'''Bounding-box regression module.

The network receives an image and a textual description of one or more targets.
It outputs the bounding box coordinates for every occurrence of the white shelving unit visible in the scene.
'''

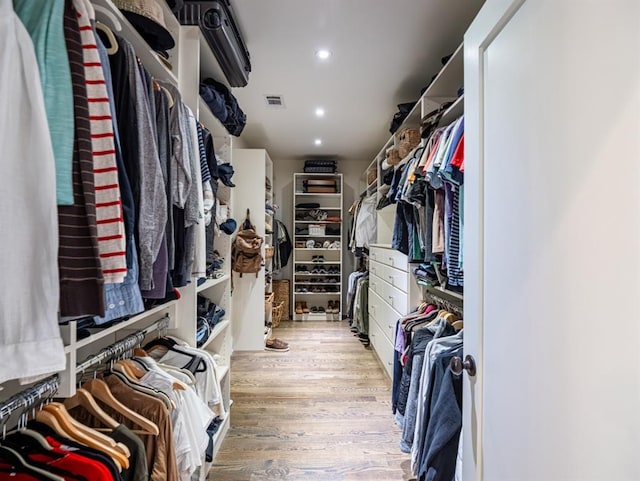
[231,149,274,350]
[292,174,343,321]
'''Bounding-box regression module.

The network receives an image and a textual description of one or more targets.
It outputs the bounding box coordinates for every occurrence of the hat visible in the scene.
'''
[113,0,175,51]
[220,218,237,235]
[218,163,235,187]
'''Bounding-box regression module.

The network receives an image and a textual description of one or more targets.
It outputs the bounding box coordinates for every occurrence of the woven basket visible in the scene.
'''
[273,280,290,320]
[385,147,401,166]
[271,301,284,328]
[397,127,421,158]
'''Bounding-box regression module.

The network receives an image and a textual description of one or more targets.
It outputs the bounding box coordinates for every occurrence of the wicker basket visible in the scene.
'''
[271,301,284,328]
[397,127,421,158]
[273,280,290,320]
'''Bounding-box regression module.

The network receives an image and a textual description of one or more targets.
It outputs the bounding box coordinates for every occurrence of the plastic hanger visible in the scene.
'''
[96,21,119,55]
[82,379,159,436]
[0,446,65,481]
[63,388,119,430]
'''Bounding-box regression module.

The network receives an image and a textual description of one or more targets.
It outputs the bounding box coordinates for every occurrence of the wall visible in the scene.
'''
[272,159,369,318]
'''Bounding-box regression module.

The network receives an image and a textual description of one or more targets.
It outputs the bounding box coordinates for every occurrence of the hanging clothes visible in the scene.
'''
[58,0,105,317]
[13,0,74,206]
[0,0,65,383]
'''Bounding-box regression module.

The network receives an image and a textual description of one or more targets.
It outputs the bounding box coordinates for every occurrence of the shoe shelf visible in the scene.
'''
[292,173,343,321]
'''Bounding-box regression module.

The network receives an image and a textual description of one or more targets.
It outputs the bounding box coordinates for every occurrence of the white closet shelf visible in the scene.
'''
[438,95,464,126]
[295,248,342,251]
[294,193,341,197]
[422,42,464,100]
[293,235,341,238]
[295,207,341,210]
[295,282,342,286]
[197,97,228,138]
[93,0,178,86]
[73,300,178,350]
[293,292,341,296]
[200,320,230,350]
[294,221,342,224]
[295,273,340,276]
[197,274,231,293]
[294,261,340,264]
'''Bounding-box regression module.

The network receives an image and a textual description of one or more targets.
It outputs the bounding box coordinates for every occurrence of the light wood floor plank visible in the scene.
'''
[207,320,415,481]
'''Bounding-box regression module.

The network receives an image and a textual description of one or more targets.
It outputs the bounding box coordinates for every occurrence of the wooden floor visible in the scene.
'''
[207,320,415,481]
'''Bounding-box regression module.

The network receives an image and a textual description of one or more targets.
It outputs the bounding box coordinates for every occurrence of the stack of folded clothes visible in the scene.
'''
[200,77,246,136]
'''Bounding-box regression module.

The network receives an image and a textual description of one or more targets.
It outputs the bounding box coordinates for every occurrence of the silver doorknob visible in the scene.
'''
[450,355,477,377]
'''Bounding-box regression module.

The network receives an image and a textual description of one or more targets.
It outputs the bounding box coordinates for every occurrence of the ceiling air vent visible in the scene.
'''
[264,94,285,108]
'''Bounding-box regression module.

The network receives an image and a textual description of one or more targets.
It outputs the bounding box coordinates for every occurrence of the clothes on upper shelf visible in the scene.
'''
[199,77,246,136]
[391,304,463,481]
[385,115,464,292]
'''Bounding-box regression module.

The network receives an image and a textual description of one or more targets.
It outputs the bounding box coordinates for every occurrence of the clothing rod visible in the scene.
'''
[0,375,59,421]
[75,314,170,374]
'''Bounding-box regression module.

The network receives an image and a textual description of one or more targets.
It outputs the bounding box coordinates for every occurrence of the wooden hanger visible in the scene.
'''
[82,379,159,436]
[63,388,119,430]
[452,320,464,331]
[36,404,128,470]
[95,21,118,55]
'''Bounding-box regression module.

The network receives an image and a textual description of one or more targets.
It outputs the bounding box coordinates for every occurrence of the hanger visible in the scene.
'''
[35,406,128,471]
[0,445,65,481]
[82,379,159,436]
[63,388,119,430]
[452,320,464,331]
[108,370,174,411]
[160,85,175,108]
[93,5,122,32]
[96,21,119,55]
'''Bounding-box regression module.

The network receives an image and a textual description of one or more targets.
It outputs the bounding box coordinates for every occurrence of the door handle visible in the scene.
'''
[450,355,477,377]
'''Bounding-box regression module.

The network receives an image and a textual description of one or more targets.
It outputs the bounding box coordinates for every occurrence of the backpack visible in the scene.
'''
[231,213,263,278]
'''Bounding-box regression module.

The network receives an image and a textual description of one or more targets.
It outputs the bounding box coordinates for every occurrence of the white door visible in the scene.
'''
[463,1,640,480]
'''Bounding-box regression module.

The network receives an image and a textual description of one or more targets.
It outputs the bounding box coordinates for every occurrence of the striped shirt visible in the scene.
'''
[73,0,127,283]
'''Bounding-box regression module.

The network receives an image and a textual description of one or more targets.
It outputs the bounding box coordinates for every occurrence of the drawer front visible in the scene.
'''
[369,319,395,380]
[370,260,408,293]
[370,273,408,314]
[370,246,408,270]
[368,289,400,344]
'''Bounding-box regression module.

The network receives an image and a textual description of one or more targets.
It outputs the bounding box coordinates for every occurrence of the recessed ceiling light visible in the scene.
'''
[314,138,322,146]
[315,108,325,117]
[316,49,331,60]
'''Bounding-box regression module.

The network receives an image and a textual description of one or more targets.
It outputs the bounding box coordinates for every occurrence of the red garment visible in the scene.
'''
[450,134,464,172]
[0,466,41,480]
[44,437,115,480]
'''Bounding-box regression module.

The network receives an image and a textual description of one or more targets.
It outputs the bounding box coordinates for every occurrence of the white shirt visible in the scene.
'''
[0,0,65,384]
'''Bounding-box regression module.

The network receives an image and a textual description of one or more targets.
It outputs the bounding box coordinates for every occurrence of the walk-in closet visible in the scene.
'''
[1,0,639,480]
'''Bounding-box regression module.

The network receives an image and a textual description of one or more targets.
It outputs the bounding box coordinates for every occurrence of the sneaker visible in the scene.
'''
[265,338,290,352]
[323,241,331,248]
[306,240,315,248]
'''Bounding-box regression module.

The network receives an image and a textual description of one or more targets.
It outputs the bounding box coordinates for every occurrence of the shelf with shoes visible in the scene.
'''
[292,173,343,321]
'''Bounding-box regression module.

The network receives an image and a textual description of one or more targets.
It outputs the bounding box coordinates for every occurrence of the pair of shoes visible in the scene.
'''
[322,241,331,248]
[312,255,324,263]
[326,267,340,274]
[295,302,303,314]
[327,301,339,314]
[296,286,309,293]
[265,338,290,352]
[328,241,341,249]
[295,265,308,273]
[309,306,326,313]
[306,240,315,248]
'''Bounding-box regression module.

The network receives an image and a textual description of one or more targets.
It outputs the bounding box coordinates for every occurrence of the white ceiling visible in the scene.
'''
[229,0,484,162]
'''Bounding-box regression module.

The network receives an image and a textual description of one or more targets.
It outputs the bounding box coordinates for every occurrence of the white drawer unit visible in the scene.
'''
[369,245,408,270]
[369,314,395,380]
[370,274,407,314]
[367,245,420,381]
[368,289,401,344]
[369,260,408,293]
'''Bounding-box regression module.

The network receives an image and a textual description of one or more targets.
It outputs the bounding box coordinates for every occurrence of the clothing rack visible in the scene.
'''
[423,287,463,317]
[75,314,170,375]
[0,375,59,426]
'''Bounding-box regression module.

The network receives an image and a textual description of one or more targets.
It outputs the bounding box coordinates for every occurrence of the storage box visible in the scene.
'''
[309,224,326,236]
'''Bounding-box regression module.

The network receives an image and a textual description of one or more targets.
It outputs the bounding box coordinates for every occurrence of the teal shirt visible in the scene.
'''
[14,0,74,205]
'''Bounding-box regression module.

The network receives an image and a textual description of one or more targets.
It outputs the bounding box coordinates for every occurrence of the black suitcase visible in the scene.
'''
[177,1,251,87]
